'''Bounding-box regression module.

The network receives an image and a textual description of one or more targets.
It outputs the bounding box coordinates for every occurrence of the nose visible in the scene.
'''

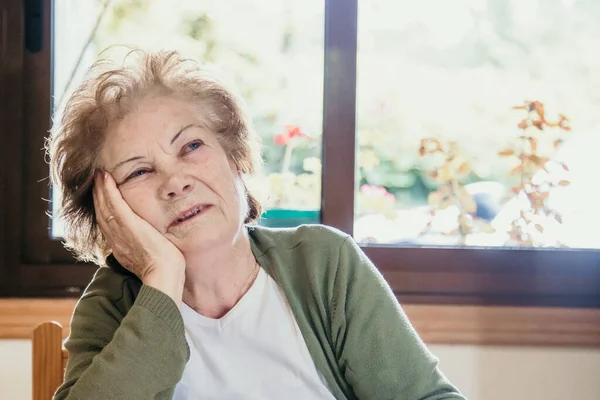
[159,170,195,200]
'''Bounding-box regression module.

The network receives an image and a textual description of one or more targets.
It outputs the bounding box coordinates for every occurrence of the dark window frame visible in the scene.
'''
[2,0,599,306]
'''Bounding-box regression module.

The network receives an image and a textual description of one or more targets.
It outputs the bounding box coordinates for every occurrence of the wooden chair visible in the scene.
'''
[32,322,68,400]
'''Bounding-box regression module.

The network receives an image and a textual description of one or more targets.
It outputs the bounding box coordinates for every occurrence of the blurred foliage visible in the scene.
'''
[104,0,148,34]
[499,100,572,246]
[182,13,217,62]
[417,138,494,241]
[356,0,600,211]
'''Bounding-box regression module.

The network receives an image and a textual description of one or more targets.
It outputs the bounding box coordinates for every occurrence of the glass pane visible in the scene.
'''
[355,0,600,248]
[51,0,324,237]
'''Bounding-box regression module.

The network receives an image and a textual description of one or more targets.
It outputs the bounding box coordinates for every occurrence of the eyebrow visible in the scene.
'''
[111,124,197,172]
[170,123,195,145]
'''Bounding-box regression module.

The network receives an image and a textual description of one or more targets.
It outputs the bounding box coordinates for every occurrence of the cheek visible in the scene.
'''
[189,152,236,192]
[194,161,241,211]
[120,185,159,221]
[216,163,241,202]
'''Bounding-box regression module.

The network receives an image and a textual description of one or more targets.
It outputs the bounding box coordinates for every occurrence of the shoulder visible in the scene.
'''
[248,223,351,256]
[248,224,365,286]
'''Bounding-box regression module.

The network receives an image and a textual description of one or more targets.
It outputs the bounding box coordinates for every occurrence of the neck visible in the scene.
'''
[181,227,257,319]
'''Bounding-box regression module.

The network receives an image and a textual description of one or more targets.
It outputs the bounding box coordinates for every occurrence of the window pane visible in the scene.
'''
[355,0,600,248]
[51,0,324,237]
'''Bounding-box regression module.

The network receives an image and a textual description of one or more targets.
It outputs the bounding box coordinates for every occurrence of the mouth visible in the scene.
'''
[169,204,212,228]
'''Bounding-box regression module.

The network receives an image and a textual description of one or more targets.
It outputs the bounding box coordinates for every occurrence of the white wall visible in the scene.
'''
[2,340,600,400]
[431,345,600,400]
[2,340,33,400]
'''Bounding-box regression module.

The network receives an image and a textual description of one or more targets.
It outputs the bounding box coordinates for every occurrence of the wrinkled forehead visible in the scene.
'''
[98,95,217,166]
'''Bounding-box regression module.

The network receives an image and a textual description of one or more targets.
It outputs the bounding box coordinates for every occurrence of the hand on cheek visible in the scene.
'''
[93,171,186,305]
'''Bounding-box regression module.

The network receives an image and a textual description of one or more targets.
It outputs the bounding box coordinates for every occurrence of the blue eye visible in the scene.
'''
[185,140,203,153]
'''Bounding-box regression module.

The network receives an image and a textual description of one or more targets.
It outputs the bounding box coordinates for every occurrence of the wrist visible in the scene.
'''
[143,267,185,307]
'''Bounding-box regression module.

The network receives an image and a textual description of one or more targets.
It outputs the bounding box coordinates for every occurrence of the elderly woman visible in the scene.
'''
[48,49,465,400]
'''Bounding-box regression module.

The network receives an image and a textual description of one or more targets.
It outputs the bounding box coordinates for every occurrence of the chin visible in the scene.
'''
[173,228,224,251]
[172,223,242,254]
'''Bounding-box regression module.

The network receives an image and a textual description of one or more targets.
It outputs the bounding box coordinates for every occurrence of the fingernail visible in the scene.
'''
[103,171,108,180]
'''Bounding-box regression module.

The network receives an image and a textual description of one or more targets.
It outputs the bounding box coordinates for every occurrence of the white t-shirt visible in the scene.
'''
[173,268,337,400]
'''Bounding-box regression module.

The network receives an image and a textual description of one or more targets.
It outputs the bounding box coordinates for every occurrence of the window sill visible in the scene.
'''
[0,299,76,339]
[1,298,598,347]
[404,303,600,347]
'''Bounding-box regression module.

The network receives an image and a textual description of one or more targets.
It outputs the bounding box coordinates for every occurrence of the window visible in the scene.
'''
[355,0,600,249]
[2,0,599,307]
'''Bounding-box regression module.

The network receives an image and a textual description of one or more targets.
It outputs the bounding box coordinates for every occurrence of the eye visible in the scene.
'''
[183,140,203,154]
[127,169,151,180]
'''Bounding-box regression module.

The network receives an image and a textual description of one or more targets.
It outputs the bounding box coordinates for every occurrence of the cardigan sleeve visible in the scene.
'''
[54,283,189,400]
[330,236,467,400]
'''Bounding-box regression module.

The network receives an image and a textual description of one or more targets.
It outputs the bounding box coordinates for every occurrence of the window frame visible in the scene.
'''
[1,0,599,307]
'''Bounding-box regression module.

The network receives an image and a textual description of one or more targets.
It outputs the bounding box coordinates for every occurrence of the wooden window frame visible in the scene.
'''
[1,0,98,298]
[1,0,599,309]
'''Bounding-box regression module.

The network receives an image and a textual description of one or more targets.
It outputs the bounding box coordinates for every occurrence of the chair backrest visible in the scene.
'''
[32,322,68,400]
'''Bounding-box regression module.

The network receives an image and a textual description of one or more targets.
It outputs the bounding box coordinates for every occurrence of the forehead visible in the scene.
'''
[100,96,208,162]
[110,96,198,140]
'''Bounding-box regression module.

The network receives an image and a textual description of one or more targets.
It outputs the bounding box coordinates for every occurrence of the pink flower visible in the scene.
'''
[275,133,289,146]
[361,184,385,196]
[359,184,396,213]
[361,185,395,202]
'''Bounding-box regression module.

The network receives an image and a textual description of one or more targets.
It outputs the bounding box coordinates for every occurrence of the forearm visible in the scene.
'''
[54,286,189,400]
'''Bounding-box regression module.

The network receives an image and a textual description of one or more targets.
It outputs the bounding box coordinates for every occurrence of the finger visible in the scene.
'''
[102,171,133,225]
[93,172,112,235]
[93,171,110,223]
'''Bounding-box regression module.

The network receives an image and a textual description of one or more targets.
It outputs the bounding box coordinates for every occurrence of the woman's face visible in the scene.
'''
[99,95,248,253]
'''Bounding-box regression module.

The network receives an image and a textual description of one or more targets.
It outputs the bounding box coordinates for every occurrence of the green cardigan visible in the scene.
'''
[54,225,466,400]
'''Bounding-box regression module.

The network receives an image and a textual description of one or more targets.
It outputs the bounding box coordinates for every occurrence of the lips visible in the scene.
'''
[169,204,211,227]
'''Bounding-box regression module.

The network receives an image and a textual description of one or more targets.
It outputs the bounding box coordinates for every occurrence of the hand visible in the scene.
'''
[93,171,186,304]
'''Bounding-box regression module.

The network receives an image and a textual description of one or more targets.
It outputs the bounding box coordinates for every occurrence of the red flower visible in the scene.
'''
[285,125,305,138]
[274,125,307,146]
